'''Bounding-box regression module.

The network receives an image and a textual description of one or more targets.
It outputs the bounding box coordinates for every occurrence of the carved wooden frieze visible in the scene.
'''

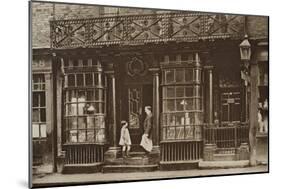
[50,12,245,49]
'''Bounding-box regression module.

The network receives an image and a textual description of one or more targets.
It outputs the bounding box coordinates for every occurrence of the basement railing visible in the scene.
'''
[203,122,249,154]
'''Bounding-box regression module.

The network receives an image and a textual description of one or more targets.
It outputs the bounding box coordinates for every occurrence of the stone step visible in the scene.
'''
[62,163,103,174]
[102,164,158,173]
[109,155,149,166]
[213,153,236,161]
[199,160,249,169]
[124,156,149,165]
[159,160,200,171]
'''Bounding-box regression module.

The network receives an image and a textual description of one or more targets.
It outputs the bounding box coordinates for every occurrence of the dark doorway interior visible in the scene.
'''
[121,84,153,151]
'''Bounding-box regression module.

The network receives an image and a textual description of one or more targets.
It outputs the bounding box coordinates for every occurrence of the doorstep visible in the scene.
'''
[199,160,249,169]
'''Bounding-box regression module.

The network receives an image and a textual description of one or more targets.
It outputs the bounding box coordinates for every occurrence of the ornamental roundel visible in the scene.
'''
[126,57,148,77]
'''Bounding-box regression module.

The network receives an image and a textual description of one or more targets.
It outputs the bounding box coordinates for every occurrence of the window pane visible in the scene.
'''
[78,131,86,142]
[232,104,240,121]
[167,127,175,139]
[73,59,78,67]
[162,114,167,126]
[183,99,193,110]
[176,127,184,139]
[176,87,184,97]
[165,70,174,83]
[188,54,194,62]
[185,125,193,139]
[40,124,47,138]
[169,54,176,62]
[96,129,105,142]
[166,100,175,111]
[40,92,45,107]
[95,115,105,128]
[78,92,86,115]
[87,117,95,128]
[33,84,39,91]
[185,68,193,82]
[69,130,78,142]
[101,75,106,86]
[41,83,45,90]
[166,87,175,98]
[77,74,84,86]
[194,113,203,124]
[85,73,93,86]
[32,124,40,138]
[67,103,77,115]
[87,130,95,142]
[222,105,229,121]
[68,74,75,86]
[188,112,203,124]
[167,114,176,126]
[185,87,193,97]
[184,112,191,125]
[33,93,39,107]
[78,117,86,129]
[85,103,96,114]
[68,90,77,103]
[94,73,99,86]
[176,100,184,111]
[86,90,94,101]
[194,98,202,110]
[94,89,99,101]
[32,109,40,122]
[100,116,105,128]
[175,114,184,125]
[175,69,185,82]
[194,126,202,140]
[40,108,46,122]
[69,117,78,129]
[162,128,166,140]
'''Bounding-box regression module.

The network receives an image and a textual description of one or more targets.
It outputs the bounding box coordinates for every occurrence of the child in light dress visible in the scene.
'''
[119,120,131,158]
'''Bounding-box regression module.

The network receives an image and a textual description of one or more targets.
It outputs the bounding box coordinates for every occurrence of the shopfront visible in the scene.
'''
[32,11,269,173]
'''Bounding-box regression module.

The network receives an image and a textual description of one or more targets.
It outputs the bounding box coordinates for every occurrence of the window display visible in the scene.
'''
[63,60,107,143]
[161,62,203,141]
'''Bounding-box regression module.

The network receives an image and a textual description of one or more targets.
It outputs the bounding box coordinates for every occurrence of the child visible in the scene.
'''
[119,120,131,158]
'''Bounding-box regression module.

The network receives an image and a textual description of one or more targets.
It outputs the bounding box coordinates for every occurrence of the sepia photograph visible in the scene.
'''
[29,0,269,188]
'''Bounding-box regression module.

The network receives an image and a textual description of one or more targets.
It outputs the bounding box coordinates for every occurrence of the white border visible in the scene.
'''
[0,0,279,189]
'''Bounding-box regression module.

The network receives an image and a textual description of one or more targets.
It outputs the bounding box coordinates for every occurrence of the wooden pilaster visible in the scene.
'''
[104,66,120,163]
[249,60,258,166]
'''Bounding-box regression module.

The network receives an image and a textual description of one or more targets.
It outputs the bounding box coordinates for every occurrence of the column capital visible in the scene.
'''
[149,68,160,75]
[104,70,115,77]
[204,65,214,70]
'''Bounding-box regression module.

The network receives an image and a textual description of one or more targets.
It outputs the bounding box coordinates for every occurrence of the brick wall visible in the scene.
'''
[32,2,101,48]
[247,16,268,39]
[32,2,268,49]
[32,2,54,48]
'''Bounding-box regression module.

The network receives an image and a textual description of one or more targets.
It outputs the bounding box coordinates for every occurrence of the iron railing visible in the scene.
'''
[204,122,249,151]
[50,12,245,49]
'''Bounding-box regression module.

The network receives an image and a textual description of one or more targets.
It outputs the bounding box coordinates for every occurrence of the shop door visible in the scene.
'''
[121,84,153,151]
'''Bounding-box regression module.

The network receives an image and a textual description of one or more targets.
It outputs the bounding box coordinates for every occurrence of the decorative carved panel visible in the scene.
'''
[50,12,245,49]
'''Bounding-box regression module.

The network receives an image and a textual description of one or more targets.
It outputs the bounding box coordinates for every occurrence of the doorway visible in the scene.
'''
[121,84,153,151]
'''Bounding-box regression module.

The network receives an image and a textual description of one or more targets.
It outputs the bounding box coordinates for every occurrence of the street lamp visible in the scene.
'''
[239,35,251,73]
[239,34,258,166]
[240,35,252,121]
